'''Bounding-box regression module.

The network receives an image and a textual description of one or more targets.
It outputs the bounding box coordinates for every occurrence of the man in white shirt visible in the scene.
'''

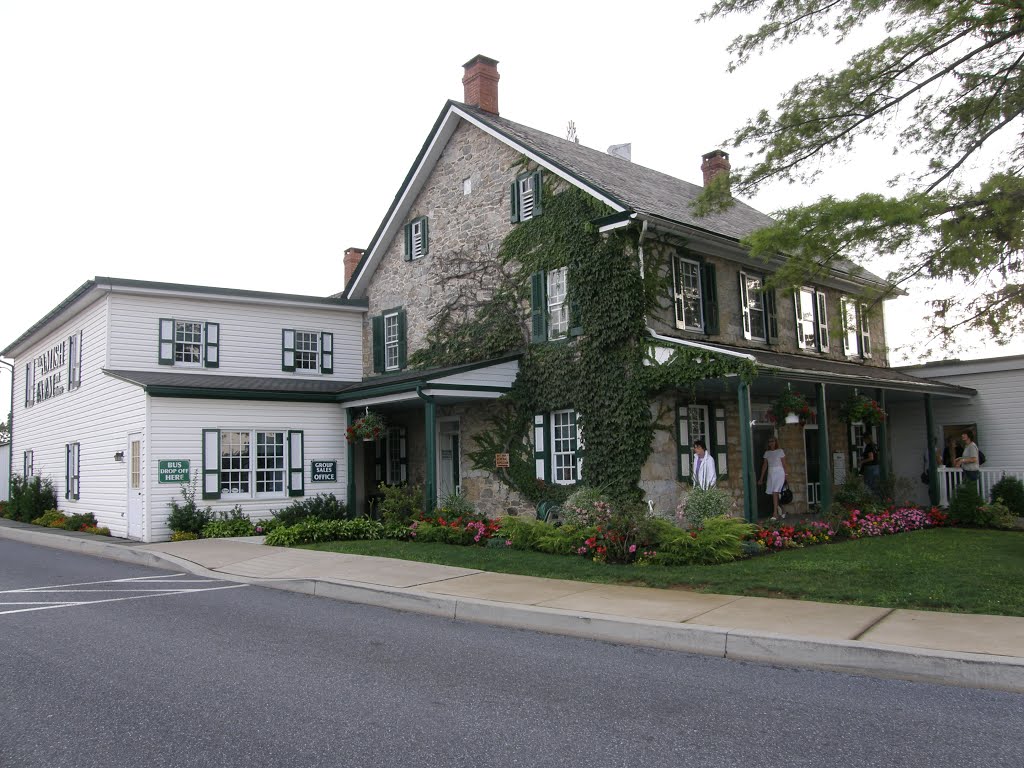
[693,440,718,490]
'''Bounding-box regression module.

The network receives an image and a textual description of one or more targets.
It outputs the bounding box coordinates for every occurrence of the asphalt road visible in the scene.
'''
[1,538,1021,768]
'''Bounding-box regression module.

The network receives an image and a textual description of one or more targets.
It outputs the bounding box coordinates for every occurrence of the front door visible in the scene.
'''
[438,420,461,501]
[751,425,775,519]
[126,433,144,540]
[804,426,821,509]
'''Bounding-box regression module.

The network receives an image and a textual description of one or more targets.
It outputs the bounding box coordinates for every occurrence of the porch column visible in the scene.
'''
[346,407,357,512]
[924,394,940,505]
[876,388,889,485]
[423,397,437,513]
[738,382,756,522]
[816,383,832,513]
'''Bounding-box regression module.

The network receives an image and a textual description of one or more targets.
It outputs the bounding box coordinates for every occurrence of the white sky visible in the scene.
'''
[2,0,1020,414]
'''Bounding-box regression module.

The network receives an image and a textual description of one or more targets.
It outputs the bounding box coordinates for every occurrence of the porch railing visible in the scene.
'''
[936,467,1024,507]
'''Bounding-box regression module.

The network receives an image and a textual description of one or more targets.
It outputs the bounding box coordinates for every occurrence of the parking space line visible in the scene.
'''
[0,582,248,615]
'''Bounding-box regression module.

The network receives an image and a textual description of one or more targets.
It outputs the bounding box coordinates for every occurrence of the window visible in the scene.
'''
[671,256,719,334]
[511,170,543,223]
[65,442,80,500]
[202,428,302,500]
[159,319,220,368]
[282,329,333,373]
[372,309,407,373]
[530,269,578,342]
[739,272,779,343]
[403,216,429,260]
[463,177,472,195]
[677,403,728,482]
[841,298,872,358]
[533,410,583,485]
[24,450,34,477]
[794,287,829,352]
[374,426,408,485]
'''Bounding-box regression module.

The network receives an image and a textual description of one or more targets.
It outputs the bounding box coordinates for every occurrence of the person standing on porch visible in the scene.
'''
[955,430,981,488]
[692,440,717,490]
[759,436,788,518]
[859,434,880,495]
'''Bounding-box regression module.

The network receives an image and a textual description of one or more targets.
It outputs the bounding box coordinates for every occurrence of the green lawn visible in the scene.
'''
[304,528,1024,616]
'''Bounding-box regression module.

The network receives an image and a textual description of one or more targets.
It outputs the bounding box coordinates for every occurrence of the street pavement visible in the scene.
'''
[1,518,1022,694]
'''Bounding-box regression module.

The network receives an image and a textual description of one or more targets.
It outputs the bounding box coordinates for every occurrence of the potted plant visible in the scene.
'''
[346,410,386,442]
[768,386,812,425]
[838,393,886,425]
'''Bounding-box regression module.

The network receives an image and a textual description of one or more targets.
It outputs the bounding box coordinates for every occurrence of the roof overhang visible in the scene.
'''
[103,370,351,403]
[339,355,520,408]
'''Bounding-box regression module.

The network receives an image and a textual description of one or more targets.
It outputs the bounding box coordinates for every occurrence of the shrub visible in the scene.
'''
[679,487,732,529]
[827,475,885,523]
[7,475,59,523]
[272,494,348,527]
[253,518,284,536]
[48,516,68,528]
[655,515,754,566]
[575,500,658,564]
[32,509,65,527]
[264,517,384,547]
[436,490,477,520]
[561,486,611,527]
[62,512,98,531]
[167,481,214,535]
[990,476,1024,517]
[947,482,1000,527]
[82,526,111,537]
[496,515,547,551]
[201,518,256,538]
[376,483,423,526]
[170,531,200,542]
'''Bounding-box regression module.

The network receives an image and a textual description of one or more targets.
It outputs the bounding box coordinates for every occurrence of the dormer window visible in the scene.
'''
[511,170,543,223]
[403,216,429,261]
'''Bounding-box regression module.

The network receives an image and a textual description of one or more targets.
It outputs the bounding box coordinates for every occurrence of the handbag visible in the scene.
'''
[779,482,793,505]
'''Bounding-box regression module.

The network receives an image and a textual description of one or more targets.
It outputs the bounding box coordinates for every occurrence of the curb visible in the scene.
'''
[4,524,1023,694]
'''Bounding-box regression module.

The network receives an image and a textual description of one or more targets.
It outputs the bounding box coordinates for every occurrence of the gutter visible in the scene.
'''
[646,329,757,362]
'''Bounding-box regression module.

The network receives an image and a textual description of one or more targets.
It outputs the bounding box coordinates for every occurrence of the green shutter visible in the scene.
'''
[398,426,408,483]
[204,322,219,368]
[65,443,72,500]
[320,332,333,374]
[159,318,175,365]
[372,315,384,373]
[282,329,296,371]
[403,222,412,261]
[375,436,386,484]
[714,407,728,480]
[765,288,779,343]
[533,413,550,482]
[420,217,429,256]
[702,263,719,334]
[288,430,304,497]
[202,429,221,500]
[677,405,692,483]
[530,271,547,343]
[531,171,543,217]
[510,181,520,223]
[397,310,407,369]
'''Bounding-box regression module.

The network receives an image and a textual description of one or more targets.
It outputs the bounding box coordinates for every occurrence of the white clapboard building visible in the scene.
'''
[2,278,366,541]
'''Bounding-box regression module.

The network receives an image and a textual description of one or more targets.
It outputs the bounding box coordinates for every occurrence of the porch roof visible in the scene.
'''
[647,334,976,402]
[103,370,349,402]
[337,355,521,409]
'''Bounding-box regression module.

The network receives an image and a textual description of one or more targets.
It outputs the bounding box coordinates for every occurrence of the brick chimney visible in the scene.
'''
[343,247,365,288]
[462,55,499,115]
[701,149,730,187]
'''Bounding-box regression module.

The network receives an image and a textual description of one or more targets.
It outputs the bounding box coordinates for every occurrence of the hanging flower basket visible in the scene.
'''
[346,410,386,442]
[838,393,886,426]
[767,388,812,426]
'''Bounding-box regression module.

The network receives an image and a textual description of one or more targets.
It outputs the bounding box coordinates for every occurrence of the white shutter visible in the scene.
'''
[677,406,692,479]
[534,414,547,481]
[288,431,304,496]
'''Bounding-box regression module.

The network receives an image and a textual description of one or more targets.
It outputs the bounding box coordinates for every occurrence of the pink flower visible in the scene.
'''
[629,544,637,553]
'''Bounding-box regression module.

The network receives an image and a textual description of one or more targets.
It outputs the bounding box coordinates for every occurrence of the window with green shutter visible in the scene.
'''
[511,170,543,223]
[677,403,728,482]
[372,309,407,372]
[403,217,429,261]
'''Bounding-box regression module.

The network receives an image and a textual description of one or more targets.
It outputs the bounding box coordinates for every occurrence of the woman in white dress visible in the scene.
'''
[759,436,788,518]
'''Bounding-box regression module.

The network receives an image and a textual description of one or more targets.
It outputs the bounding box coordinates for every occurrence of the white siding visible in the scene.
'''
[10,298,147,537]
[891,364,1024,505]
[147,398,348,542]
[431,360,519,388]
[0,444,9,502]
[107,293,363,381]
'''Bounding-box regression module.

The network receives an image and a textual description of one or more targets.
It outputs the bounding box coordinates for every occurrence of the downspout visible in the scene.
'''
[416,384,437,514]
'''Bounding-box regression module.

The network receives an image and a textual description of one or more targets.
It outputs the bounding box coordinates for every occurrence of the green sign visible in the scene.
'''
[311,460,337,482]
[158,460,191,484]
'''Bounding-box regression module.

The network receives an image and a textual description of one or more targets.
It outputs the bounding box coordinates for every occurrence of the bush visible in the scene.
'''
[827,475,885,523]
[170,531,199,542]
[679,487,732,529]
[272,494,348,527]
[32,509,65,527]
[990,476,1024,517]
[6,475,59,523]
[946,483,1014,528]
[82,526,111,537]
[167,481,214,535]
[264,517,384,547]
[62,512,98,531]
[655,515,754,566]
[376,483,423,526]
[496,515,547,551]
[436,490,477,519]
[561,486,611,527]
[201,518,256,538]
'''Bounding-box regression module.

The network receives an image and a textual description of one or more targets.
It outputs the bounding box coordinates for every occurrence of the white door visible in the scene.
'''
[127,433,144,540]
[437,420,460,500]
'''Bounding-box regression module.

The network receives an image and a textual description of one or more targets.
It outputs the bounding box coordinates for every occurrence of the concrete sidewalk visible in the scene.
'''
[2,518,1023,693]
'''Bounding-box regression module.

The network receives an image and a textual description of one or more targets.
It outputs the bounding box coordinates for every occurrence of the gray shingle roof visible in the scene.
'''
[104,370,356,398]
